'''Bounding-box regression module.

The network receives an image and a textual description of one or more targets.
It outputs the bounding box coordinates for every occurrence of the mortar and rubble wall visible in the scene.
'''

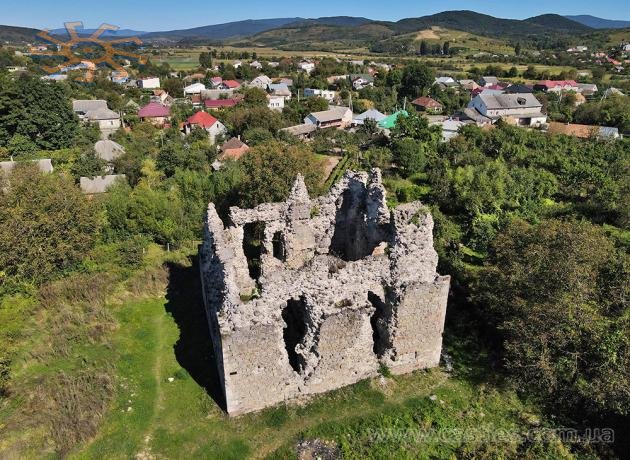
[199,169,450,416]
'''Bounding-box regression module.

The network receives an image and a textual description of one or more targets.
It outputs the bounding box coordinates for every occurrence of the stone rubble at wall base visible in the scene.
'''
[199,169,450,416]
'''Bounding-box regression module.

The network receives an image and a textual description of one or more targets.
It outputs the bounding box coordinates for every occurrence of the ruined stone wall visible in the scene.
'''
[199,169,450,416]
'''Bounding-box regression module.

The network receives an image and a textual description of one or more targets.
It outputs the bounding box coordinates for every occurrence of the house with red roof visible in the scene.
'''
[534,80,579,93]
[218,79,241,90]
[183,111,227,143]
[138,102,170,126]
[411,96,443,114]
[204,98,241,109]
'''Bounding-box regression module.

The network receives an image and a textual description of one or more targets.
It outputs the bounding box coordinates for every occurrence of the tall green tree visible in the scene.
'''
[399,61,435,100]
[0,74,78,150]
[0,165,100,283]
[237,140,326,207]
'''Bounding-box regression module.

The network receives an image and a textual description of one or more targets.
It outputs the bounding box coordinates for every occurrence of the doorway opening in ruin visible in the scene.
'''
[369,291,390,358]
[272,231,286,261]
[242,222,265,282]
[282,297,309,373]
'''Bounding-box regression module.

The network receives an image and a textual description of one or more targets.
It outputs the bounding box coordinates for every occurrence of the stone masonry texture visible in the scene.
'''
[199,169,450,416]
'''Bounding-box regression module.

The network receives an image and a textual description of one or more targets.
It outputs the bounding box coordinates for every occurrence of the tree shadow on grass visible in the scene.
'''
[164,256,226,411]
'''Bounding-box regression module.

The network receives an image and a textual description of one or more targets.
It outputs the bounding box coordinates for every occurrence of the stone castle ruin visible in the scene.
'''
[199,169,450,416]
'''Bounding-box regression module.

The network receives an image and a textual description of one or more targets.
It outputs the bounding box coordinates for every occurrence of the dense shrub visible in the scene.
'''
[475,219,629,417]
[0,165,100,284]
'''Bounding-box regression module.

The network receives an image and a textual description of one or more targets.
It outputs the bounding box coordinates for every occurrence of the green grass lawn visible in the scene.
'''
[65,256,574,459]
[0,239,592,459]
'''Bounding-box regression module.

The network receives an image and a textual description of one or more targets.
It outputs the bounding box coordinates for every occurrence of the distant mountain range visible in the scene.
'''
[1,11,629,46]
[0,24,41,43]
[141,18,302,41]
[135,12,595,41]
[565,15,630,29]
[48,27,148,37]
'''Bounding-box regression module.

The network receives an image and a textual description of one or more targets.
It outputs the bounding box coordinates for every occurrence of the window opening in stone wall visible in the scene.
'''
[369,291,390,358]
[272,231,286,261]
[242,222,266,281]
[282,297,309,373]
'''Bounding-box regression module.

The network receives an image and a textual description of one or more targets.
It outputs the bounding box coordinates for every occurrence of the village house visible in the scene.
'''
[304,106,353,129]
[277,77,293,86]
[479,76,500,87]
[547,122,620,140]
[267,83,292,100]
[377,110,408,130]
[280,123,317,140]
[534,80,580,93]
[504,83,534,94]
[350,73,375,90]
[577,83,598,96]
[218,79,241,90]
[151,90,174,106]
[110,71,129,84]
[204,98,241,109]
[190,94,203,108]
[183,111,227,143]
[41,73,68,81]
[468,92,547,126]
[137,77,160,89]
[184,82,206,95]
[209,76,223,88]
[138,102,171,126]
[603,87,624,98]
[352,109,386,126]
[94,139,125,170]
[219,137,250,160]
[303,88,337,102]
[80,174,126,194]
[458,79,480,91]
[72,100,121,139]
[249,75,273,89]
[411,96,444,114]
[267,94,285,111]
[433,76,459,91]
[184,73,205,83]
[1,159,53,174]
[298,60,315,74]
[250,60,263,70]
[430,119,471,142]
[327,74,349,85]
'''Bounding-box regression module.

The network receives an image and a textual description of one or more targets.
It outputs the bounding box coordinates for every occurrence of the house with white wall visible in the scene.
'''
[72,100,121,139]
[304,106,353,129]
[298,61,315,74]
[468,92,546,126]
[267,95,285,111]
[137,77,160,89]
[303,88,337,102]
[184,111,227,143]
[184,82,206,95]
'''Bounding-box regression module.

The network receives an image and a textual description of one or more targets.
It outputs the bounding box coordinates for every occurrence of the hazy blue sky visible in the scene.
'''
[4,0,629,30]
